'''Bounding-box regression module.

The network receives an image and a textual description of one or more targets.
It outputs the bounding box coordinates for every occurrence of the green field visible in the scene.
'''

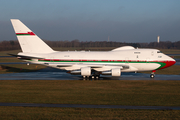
[0,80,180,119]
[0,80,180,106]
[0,63,46,74]
[0,50,21,56]
[0,107,179,120]
[160,49,180,54]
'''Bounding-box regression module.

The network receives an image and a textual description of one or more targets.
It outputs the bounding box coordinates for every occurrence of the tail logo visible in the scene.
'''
[16,32,35,36]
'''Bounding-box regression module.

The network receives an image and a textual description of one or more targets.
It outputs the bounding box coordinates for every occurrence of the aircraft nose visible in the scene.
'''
[158,57,176,70]
[170,56,176,64]
[164,58,176,69]
[169,59,176,66]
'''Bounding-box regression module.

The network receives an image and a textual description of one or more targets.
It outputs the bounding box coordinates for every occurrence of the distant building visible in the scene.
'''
[157,36,160,43]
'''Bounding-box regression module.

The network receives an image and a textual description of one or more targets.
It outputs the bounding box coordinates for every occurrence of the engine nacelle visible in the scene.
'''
[111,68,121,77]
[68,70,81,75]
[81,67,91,76]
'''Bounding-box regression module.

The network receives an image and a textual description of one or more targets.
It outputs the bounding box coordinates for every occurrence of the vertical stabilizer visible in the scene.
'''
[11,19,54,53]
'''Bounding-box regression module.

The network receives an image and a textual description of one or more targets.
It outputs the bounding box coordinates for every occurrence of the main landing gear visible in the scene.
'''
[150,70,156,78]
[83,75,100,80]
[92,75,100,80]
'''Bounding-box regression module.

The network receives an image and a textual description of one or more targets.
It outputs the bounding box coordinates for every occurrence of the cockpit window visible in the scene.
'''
[157,51,161,53]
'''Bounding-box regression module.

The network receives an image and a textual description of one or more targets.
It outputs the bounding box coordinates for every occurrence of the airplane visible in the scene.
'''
[10,19,176,79]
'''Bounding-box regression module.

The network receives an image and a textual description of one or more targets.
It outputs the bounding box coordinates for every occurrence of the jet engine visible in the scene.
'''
[111,68,121,76]
[81,67,91,76]
[101,68,121,77]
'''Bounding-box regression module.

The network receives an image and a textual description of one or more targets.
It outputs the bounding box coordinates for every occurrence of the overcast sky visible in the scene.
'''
[0,0,180,42]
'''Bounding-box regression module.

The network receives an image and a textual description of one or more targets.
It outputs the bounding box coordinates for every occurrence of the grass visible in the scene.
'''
[0,57,22,63]
[0,64,46,74]
[0,107,179,120]
[0,80,180,106]
[0,50,20,56]
[160,49,180,54]
[175,56,180,59]
[0,80,180,119]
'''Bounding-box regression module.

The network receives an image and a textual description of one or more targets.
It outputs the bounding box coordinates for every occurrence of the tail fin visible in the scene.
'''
[11,19,54,53]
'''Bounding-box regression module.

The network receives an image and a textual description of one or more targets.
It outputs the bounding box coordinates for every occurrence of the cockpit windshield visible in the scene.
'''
[157,51,162,53]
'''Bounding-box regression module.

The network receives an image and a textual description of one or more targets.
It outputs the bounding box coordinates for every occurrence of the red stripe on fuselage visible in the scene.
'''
[157,60,176,70]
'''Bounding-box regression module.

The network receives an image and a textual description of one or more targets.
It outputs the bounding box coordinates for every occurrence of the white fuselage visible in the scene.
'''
[18,47,176,73]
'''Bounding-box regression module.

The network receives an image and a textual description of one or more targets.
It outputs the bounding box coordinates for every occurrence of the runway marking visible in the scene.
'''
[0,103,180,110]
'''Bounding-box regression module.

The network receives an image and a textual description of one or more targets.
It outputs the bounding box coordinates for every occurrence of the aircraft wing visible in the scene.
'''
[81,63,129,69]
[56,63,129,71]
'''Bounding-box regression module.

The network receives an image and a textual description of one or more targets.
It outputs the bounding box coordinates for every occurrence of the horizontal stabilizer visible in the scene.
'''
[8,53,44,59]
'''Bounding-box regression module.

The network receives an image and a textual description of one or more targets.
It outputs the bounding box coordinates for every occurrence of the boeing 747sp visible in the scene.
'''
[10,19,176,79]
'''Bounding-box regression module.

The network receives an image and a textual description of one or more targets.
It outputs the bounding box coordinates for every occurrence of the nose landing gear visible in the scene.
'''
[150,70,156,78]
[150,74,155,78]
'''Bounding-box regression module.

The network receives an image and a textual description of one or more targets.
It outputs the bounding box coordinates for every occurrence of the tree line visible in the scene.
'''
[0,40,180,51]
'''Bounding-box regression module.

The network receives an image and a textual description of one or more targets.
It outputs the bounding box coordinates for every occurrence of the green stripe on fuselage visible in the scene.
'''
[155,62,166,70]
[37,60,166,69]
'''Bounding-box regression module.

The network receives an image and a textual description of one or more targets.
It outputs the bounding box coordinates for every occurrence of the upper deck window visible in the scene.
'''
[157,51,162,53]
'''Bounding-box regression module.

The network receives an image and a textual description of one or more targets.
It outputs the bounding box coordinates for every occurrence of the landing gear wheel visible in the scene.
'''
[83,76,86,80]
[83,76,91,80]
[91,75,99,80]
[150,74,155,78]
[95,75,99,80]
